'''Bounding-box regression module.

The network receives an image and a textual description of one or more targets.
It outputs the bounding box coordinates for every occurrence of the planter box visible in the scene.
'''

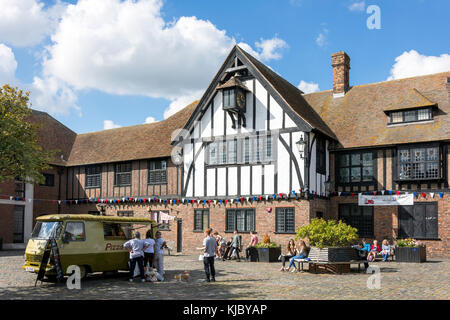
[255,247,281,262]
[395,246,426,263]
[308,247,358,262]
[0,238,2,251]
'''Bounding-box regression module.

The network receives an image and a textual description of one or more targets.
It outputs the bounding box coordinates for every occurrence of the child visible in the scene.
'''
[154,231,166,280]
[381,239,391,262]
[367,240,381,262]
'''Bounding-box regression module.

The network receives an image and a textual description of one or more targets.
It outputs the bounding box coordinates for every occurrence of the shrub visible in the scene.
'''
[255,242,279,248]
[262,233,271,244]
[295,218,358,248]
[396,238,423,247]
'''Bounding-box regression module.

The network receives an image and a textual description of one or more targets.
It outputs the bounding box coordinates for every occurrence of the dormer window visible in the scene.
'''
[388,107,433,124]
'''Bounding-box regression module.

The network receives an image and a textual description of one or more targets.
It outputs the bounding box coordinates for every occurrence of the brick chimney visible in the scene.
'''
[331,51,350,96]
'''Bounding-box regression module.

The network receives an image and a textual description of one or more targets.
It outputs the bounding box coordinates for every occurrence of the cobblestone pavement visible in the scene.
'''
[0,250,449,300]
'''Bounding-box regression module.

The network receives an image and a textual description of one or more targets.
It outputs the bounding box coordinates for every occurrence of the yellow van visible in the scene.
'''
[23,214,157,279]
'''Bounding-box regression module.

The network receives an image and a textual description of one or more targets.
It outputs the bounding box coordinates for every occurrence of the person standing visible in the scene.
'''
[230,230,241,262]
[154,231,166,280]
[143,230,156,275]
[199,228,218,282]
[245,231,259,261]
[123,231,148,282]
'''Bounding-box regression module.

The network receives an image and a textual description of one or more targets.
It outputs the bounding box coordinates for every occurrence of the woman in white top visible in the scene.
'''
[143,230,156,275]
[154,231,166,279]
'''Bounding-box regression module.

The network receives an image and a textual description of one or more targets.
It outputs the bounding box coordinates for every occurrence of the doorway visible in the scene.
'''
[177,219,182,252]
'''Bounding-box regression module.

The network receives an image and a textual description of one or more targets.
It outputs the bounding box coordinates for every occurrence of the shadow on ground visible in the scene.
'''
[0,268,261,300]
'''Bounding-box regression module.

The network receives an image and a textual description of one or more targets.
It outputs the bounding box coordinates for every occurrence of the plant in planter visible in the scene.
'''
[295,218,359,262]
[253,234,281,262]
[395,238,426,262]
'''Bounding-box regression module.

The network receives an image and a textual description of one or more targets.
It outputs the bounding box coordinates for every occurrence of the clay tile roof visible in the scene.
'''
[29,110,77,166]
[383,88,437,112]
[66,101,198,166]
[303,71,450,149]
[238,46,337,140]
[216,76,250,91]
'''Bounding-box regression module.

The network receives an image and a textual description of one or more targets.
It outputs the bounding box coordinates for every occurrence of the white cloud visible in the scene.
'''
[0,0,66,47]
[387,50,450,80]
[315,28,328,47]
[39,0,287,117]
[348,1,365,12]
[103,120,121,130]
[163,90,203,119]
[0,43,17,85]
[144,116,157,124]
[30,75,80,116]
[297,80,320,94]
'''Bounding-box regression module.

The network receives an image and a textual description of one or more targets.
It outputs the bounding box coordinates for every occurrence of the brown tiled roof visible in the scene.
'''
[29,110,77,166]
[238,46,337,140]
[303,71,450,150]
[216,76,250,91]
[66,101,198,166]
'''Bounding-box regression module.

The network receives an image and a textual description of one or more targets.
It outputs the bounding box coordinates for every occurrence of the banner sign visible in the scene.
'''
[160,212,176,221]
[50,238,64,283]
[358,193,414,206]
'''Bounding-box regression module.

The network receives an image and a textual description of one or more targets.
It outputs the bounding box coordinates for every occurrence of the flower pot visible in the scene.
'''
[308,247,358,262]
[395,246,426,263]
[255,247,281,262]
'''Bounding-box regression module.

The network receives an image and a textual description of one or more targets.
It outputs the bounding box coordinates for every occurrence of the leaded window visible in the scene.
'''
[337,152,374,184]
[226,209,255,232]
[114,162,132,186]
[339,204,373,238]
[398,146,440,180]
[85,165,101,188]
[148,160,167,185]
[389,108,433,124]
[316,136,326,174]
[276,207,295,233]
[194,209,210,231]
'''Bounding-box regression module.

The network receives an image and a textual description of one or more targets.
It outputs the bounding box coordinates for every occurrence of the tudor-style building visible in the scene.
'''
[1,45,448,257]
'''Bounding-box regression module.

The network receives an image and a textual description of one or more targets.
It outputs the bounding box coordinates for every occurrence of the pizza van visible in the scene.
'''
[23,214,157,279]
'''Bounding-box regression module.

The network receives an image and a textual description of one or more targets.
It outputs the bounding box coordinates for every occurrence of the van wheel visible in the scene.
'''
[79,265,88,279]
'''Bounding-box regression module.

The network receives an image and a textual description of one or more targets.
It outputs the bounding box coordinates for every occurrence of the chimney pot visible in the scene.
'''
[332,51,350,96]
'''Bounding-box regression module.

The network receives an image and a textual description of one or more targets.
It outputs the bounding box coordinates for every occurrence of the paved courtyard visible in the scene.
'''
[0,250,448,300]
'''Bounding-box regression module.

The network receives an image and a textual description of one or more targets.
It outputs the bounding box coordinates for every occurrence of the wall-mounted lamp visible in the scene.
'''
[295,135,307,159]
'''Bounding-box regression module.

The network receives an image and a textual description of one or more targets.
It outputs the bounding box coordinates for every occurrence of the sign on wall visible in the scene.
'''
[358,193,414,206]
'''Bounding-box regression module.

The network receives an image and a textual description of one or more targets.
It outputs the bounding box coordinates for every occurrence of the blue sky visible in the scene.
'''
[0,0,449,134]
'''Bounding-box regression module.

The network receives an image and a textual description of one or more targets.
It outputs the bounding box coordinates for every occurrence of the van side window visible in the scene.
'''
[65,222,85,241]
[103,223,126,239]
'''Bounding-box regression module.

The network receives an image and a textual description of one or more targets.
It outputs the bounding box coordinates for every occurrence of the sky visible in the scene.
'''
[0,0,449,134]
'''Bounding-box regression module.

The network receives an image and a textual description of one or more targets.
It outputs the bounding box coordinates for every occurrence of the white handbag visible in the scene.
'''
[198,254,204,261]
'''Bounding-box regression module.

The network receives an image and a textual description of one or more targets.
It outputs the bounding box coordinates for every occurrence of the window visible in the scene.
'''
[399,203,438,239]
[64,222,85,241]
[148,160,167,185]
[276,207,295,233]
[40,174,54,187]
[31,222,62,239]
[398,146,440,180]
[339,204,374,238]
[151,211,170,230]
[226,209,255,232]
[223,88,235,109]
[337,152,374,184]
[194,209,210,232]
[316,136,326,174]
[389,108,433,124]
[103,223,126,239]
[117,211,134,217]
[85,165,101,188]
[14,182,25,198]
[114,162,132,186]
[13,206,24,243]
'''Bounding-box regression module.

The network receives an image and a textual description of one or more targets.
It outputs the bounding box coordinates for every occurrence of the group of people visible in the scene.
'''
[279,239,310,272]
[354,239,392,262]
[123,230,166,282]
[198,229,259,282]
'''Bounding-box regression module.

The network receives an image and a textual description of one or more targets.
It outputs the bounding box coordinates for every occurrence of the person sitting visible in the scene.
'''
[367,240,381,262]
[287,240,309,272]
[280,239,296,272]
[352,242,369,269]
[380,239,391,262]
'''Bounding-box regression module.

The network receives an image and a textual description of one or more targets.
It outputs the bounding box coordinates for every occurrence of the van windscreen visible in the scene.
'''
[31,221,63,239]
